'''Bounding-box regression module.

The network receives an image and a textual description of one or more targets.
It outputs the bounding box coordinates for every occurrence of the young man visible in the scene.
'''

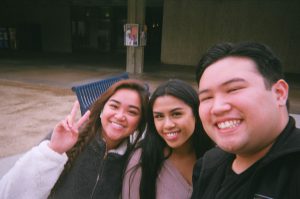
[192,42,300,199]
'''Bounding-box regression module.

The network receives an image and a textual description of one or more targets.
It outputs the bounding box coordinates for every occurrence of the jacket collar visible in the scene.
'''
[92,134,128,156]
[108,139,128,155]
[260,116,300,163]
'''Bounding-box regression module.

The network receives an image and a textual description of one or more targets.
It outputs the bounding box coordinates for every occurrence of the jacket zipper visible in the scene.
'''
[90,144,108,199]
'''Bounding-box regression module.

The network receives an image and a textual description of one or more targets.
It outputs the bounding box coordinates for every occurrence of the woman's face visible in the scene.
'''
[152,95,196,151]
[101,88,142,149]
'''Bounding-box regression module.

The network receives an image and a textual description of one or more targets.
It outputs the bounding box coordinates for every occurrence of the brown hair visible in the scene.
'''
[51,79,149,192]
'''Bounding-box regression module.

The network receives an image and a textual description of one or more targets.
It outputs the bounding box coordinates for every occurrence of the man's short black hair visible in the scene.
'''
[196,41,284,89]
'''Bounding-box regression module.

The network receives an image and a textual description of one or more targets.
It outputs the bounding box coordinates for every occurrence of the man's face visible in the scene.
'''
[198,56,287,156]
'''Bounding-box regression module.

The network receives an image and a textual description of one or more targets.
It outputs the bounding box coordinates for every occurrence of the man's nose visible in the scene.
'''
[211,97,231,115]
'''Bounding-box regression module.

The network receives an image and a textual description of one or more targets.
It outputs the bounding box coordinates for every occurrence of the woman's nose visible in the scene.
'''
[163,117,175,128]
[115,111,126,120]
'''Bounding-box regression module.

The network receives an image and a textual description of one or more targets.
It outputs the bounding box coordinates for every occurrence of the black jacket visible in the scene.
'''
[191,117,300,199]
[49,134,128,199]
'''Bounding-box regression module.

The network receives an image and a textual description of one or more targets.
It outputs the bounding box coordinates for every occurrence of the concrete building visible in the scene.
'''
[0,0,299,75]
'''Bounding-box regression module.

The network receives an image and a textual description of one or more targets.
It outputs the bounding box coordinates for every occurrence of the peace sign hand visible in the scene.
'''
[48,101,91,154]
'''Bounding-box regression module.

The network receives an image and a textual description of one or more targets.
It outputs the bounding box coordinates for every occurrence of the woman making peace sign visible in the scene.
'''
[0,79,149,199]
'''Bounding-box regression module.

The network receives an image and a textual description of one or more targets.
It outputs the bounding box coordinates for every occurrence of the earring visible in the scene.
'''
[100,111,103,118]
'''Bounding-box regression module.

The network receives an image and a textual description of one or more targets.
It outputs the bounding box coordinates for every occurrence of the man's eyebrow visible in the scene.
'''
[222,78,246,86]
[198,78,246,95]
[198,89,209,96]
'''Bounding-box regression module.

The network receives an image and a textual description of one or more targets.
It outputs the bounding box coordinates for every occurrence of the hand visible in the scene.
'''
[48,101,91,154]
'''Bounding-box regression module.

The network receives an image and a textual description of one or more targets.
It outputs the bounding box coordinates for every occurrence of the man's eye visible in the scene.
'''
[199,96,212,102]
[228,89,238,92]
[228,87,243,93]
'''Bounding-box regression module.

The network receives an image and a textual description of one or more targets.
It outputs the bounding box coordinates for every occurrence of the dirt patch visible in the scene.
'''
[0,80,76,157]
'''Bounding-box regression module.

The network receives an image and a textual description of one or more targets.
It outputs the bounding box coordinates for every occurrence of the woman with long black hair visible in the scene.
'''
[122,79,213,199]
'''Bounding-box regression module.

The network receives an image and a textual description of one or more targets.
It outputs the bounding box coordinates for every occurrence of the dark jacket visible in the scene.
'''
[49,134,128,199]
[191,117,300,199]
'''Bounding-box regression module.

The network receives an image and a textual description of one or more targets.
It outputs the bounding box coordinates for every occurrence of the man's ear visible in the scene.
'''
[272,79,289,106]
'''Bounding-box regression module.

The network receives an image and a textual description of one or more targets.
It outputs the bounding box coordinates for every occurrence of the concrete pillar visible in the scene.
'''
[126,0,145,74]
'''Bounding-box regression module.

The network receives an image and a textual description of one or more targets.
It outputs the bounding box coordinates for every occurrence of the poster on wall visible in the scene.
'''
[139,25,147,46]
[124,24,139,47]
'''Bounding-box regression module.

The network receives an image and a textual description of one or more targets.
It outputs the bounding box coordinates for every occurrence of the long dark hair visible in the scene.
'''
[128,79,213,199]
[51,79,149,194]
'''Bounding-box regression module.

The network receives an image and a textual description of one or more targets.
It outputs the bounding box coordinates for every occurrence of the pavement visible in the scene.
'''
[0,51,300,178]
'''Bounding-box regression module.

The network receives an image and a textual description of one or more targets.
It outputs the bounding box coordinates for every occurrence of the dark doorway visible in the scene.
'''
[17,23,42,51]
[71,6,127,53]
[144,6,163,64]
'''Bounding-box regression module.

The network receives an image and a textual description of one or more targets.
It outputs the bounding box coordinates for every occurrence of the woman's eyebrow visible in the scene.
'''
[108,99,120,104]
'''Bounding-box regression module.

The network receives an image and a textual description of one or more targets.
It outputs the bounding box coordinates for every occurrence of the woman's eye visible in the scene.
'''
[172,112,182,117]
[154,114,163,119]
[128,110,139,116]
[109,104,118,109]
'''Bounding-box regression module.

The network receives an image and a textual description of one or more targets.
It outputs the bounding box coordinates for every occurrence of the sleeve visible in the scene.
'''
[122,149,142,199]
[0,140,68,199]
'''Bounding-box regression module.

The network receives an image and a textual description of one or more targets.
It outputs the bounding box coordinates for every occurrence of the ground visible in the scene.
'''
[0,80,76,157]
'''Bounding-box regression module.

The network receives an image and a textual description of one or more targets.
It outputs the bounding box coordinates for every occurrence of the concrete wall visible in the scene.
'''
[161,0,300,74]
[0,3,72,52]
